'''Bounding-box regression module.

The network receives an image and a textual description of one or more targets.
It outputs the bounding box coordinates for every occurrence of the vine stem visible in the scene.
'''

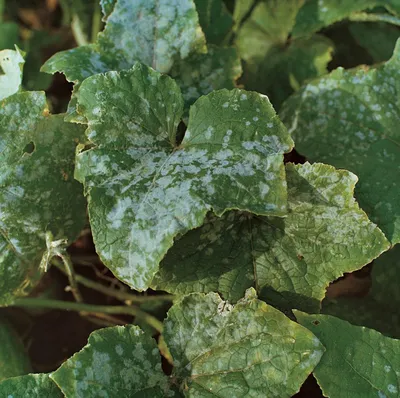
[349,12,400,26]
[91,0,102,42]
[52,259,174,304]
[56,252,83,303]
[13,298,164,333]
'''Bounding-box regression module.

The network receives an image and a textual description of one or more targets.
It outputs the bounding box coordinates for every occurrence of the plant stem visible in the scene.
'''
[14,298,164,333]
[71,15,89,46]
[349,12,400,27]
[91,0,102,42]
[57,252,83,303]
[52,260,174,304]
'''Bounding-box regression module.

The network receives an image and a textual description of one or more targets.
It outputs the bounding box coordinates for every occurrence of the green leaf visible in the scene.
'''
[0,92,86,304]
[295,311,400,398]
[234,0,333,109]
[280,39,400,244]
[0,48,24,101]
[164,289,324,397]
[0,316,31,381]
[0,374,63,397]
[0,23,20,50]
[292,0,400,38]
[42,0,206,79]
[194,0,233,45]
[74,63,293,291]
[153,162,389,312]
[323,244,400,339]
[349,22,400,63]
[50,325,173,397]
[170,45,242,115]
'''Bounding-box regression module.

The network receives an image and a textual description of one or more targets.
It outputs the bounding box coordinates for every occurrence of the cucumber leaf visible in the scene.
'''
[194,0,233,45]
[234,0,333,109]
[153,162,389,312]
[164,289,324,397]
[292,0,400,38]
[280,39,400,244]
[51,325,173,398]
[0,374,62,397]
[349,22,400,63]
[74,63,293,291]
[323,244,400,339]
[296,311,400,398]
[0,316,31,381]
[42,0,206,79]
[0,90,86,304]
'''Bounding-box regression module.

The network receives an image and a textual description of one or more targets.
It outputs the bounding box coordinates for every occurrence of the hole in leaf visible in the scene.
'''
[23,141,35,154]
[0,64,4,76]
[313,320,320,326]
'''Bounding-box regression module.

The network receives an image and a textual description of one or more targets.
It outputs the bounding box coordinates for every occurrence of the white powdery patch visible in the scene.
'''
[107,197,134,229]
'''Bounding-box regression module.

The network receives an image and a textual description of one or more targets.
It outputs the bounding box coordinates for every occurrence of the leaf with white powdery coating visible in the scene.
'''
[41,0,206,80]
[170,45,242,116]
[0,374,63,397]
[153,162,389,312]
[164,288,324,397]
[50,325,174,398]
[75,63,293,291]
[0,48,24,100]
[280,39,400,244]
[296,311,400,398]
[0,92,86,305]
[0,316,31,381]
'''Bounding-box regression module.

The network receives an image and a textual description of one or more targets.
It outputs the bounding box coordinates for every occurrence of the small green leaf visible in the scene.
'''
[164,289,324,397]
[42,0,206,79]
[74,63,292,291]
[0,92,86,304]
[296,311,400,398]
[153,162,389,312]
[323,244,400,339]
[194,0,233,45]
[0,317,31,381]
[50,325,173,398]
[280,39,400,244]
[0,374,62,397]
[0,48,24,100]
[349,22,400,63]
[292,0,400,38]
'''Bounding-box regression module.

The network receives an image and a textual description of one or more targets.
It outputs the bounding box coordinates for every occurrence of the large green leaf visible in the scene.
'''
[292,0,400,38]
[234,0,333,109]
[280,40,400,244]
[323,244,400,339]
[51,325,173,397]
[0,316,31,381]
[74,63,293,291]
[42,0,206,79]
[153,162,389,312]
[0,91,86,304]
[164,289,324,397]
[194,0,233,45]
[0,374,62,397]
[296,311,400,398]
[0,48,24,100]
